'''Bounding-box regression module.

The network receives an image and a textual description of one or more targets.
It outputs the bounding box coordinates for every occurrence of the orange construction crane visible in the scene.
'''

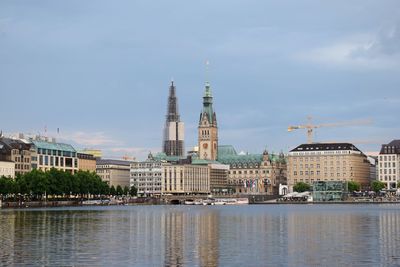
[288,116,372,144]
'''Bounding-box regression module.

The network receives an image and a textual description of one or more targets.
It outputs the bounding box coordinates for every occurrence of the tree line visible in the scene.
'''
[0,168,137,201]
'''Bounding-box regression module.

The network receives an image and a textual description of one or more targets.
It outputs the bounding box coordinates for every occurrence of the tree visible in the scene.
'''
[129,186,138,196]
[293,182,311,193]
[123,186,129,196]
[110,185,116,196]
[116,185,123,196]
[348,181,361,192]
[371,180,385,193]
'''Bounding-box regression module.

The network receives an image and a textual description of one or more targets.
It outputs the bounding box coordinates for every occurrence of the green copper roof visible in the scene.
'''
[32,140,76,153]
[191,158,220,165]
[201,82,216,124]
[217,145,286,165]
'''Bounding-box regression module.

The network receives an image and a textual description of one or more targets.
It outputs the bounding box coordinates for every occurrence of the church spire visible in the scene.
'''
[166,80,180,122]
[163,80,184,157]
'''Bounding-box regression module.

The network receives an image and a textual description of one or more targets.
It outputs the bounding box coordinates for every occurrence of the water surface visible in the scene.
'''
[1,204,399,266]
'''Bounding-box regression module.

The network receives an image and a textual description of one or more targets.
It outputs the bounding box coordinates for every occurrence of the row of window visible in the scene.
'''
[230,170,271,175]
[379,169,397,175]
[39,155,76,168]
[293,171,353,177]
[379,162,397,168]
[37,148,76,158]
[380,155,397,161]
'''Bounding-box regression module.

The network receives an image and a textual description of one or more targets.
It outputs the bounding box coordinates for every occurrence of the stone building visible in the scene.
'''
[77,152,97,172]
[96,159,132,188]
[378,140,400,190]
[0,137,37,175]
[162,164,210,195]
[287,143,371,191]
[217,145,287,195]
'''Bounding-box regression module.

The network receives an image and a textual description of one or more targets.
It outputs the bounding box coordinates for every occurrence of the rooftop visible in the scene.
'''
[380,140,400,154]
[96,159,133,166]
[290,143,361,152]
[32,140,76,153]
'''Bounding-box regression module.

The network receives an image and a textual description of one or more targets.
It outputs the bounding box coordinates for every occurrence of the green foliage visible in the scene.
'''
[347,181,361,192]
[116,185,123,196]
[371,180,386,193]
[123,186,129,196]
[0,169,114,200]
[293,182,311,193]
[129,186,137,196]
[110,185,116,196]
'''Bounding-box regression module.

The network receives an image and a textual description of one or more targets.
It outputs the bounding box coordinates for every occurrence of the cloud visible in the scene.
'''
[296,24,400,69]
[60,131,121,147]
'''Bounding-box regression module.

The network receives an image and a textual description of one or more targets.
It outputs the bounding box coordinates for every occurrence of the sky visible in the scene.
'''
[1,0,399,160]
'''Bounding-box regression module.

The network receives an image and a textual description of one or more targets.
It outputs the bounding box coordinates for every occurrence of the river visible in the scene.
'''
[1,204,399,266]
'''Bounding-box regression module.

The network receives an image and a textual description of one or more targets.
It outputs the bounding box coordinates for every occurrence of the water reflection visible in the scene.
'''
[0,205,399,266]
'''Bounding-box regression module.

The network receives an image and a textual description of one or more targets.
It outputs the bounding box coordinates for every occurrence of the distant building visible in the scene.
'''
[217,145,287,195]
[31,139,78,174]
[77,153,96,172]
[81,149,102,159]
[96,159,132,188]
[162,164,210,195]
[198,82,218,161]
[378,140,400,190]
[0,161,15,178]
[130,153,162,196]
[0,137,37,175]
[287,143,371,191]
[163,81,184,157]
[191,159,230,194]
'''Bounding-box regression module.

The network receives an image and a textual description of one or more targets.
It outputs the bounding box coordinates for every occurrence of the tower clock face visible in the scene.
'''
[203,143,208,149]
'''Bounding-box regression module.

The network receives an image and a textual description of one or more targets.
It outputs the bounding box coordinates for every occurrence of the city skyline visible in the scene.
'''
[1,1,399,160]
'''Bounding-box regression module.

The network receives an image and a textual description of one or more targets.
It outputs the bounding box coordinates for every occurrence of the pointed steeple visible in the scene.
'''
[166,80,180,122]
[200,81,216,125]
[163,80,185,157]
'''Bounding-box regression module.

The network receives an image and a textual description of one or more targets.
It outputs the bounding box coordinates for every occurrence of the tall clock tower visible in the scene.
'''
[198,81,218,161]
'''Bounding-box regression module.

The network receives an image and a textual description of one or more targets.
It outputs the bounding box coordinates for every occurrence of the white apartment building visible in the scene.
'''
[130,154,162,196]
[378,140,400,190]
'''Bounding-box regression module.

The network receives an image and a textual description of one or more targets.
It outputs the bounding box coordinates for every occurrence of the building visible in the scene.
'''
[0,137,37,175]
[77,152,97,172]
[31,139,78,174]
[81,149,102,159]
[96,159,132,188]
[198,82,218,161]
[287,143,371,191]
[217,145,287,195]
[378,140,400,190]
[162,164,210,195]
[163,81,184,157]
[0,161,15,178]
[130,153,162,196]
[191,159,230,194]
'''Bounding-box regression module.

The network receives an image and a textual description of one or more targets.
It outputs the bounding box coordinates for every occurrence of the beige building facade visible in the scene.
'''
[96,159,132,188]
[287,143,370,191]
[0,161,15,178]
[77,153,97,172]
[162,164,210,195]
